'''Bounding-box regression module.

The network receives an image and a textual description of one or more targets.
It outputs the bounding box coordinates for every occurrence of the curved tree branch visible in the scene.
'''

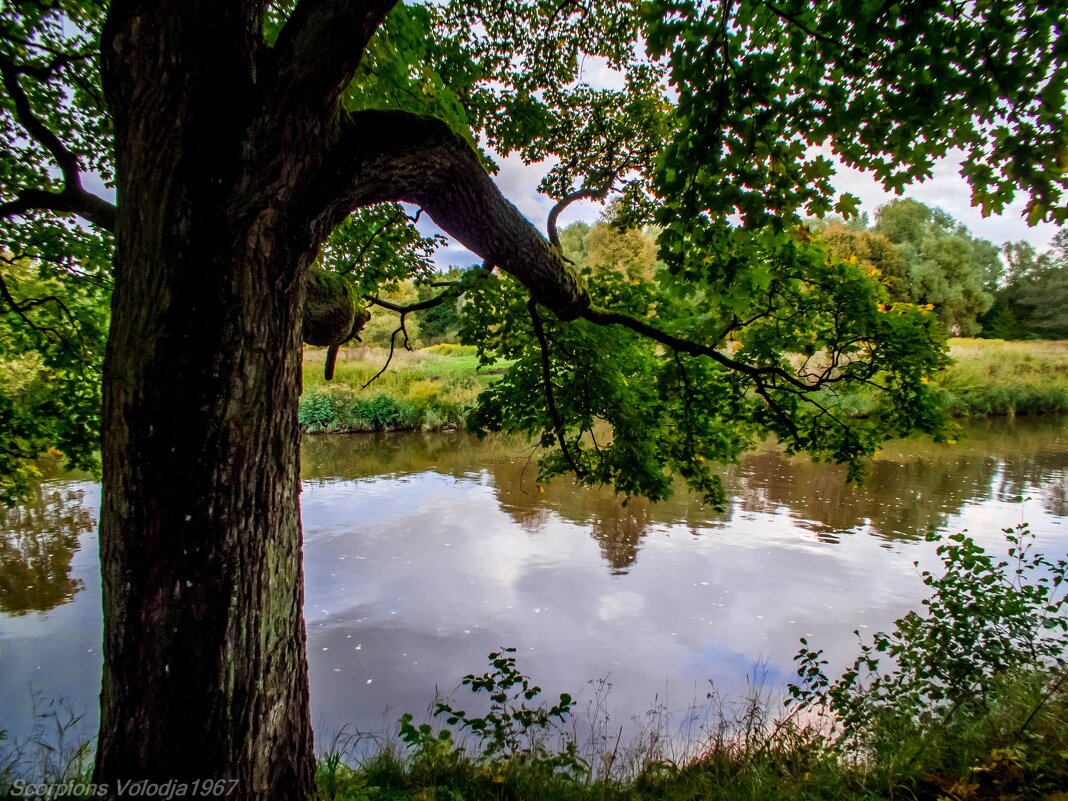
[546,182,613,249]
[0,52,116,232]
[0,52,83,188]
[1,43,95,83]
[367,288,457,315]
[314,109,834,412]
[318,109,590,321]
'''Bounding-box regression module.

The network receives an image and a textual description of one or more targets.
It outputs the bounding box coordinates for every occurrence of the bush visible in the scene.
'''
[298,392,338,432]
[789,522,1068,792]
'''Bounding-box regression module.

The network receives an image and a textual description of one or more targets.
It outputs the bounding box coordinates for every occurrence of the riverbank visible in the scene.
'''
[311,670,1067,801]
[939,338,1068,416]
[310,518,1068,801]
[299,344,497,433]
[7,521,1063,801]
[300,339,1068,433]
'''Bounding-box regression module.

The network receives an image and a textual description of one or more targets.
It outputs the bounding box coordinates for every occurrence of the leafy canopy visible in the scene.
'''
[1,0,1065,502]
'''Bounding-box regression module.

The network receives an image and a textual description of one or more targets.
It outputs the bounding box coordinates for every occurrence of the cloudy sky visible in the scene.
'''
[425,149,1061,270]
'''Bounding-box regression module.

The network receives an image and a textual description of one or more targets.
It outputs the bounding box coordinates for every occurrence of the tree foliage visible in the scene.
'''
[984,230,1068,340]
[812,200,1004,337]
[872,199,1000,336]
[0,4,112,502]
[0,256,107,504]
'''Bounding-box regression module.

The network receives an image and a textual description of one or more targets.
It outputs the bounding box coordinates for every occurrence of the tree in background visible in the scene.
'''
[557,220,591,268]
[816,221,910,302]
[565,204,1014,341]
[985,230,1068,339]
[1,0,1064,796]
[873,199,1001,335]
[414,268,465,345]
[557,217,660,281]
[0,255,107,503]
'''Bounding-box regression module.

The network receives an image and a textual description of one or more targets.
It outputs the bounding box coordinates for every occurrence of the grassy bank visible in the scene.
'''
[313,672,1068,801]
[309,524,1068,800]
[301,339,1068,434]
[299,344,501,433]
[939,338,1068,417]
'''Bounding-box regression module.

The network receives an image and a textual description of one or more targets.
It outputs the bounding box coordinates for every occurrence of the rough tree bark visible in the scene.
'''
[91,3,587,799]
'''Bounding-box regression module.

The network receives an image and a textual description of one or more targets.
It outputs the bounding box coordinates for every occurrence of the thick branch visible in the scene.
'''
[322,109,590,321]
[316,111,823,402]
[270,0,399,112]
[0,52,115,232]
[3,45,94,83]
[0,186,116,232]
[0,53,83,189]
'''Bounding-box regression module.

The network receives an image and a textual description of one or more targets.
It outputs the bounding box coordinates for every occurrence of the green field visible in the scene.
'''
[299,344,501,433]
[939,338,1068,417]
[300,339,1068,434]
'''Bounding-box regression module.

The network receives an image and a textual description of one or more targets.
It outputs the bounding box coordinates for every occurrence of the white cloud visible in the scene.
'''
[574,55,628,91]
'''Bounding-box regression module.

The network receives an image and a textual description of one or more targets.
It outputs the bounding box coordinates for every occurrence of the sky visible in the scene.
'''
[424,149,1062,270]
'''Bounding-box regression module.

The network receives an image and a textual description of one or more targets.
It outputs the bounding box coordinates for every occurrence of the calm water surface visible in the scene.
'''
[2,418,1067,750]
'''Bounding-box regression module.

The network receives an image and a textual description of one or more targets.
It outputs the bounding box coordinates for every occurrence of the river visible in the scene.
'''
[2,418,1067,757]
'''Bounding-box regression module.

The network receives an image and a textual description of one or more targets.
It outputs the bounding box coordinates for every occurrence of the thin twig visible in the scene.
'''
[529,298,587,478]
[361,314,414,390]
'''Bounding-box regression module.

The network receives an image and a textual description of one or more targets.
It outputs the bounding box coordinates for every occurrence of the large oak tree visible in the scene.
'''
[1,0,1064,797]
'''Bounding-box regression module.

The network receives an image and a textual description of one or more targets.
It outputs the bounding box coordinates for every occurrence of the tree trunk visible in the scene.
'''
[90,7,580,797]
[94,8,319,798]
[94,186,317,799]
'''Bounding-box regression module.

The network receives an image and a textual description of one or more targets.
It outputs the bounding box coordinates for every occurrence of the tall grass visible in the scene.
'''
[299,345,502,433]
[0,695,93,797]
[939,338,1068,417]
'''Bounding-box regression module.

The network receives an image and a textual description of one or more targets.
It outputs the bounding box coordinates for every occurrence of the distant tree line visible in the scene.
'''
[981,231,1068,339]
[353,199,1065,348]
[815,199,1002,337]
[554,199,1066,341]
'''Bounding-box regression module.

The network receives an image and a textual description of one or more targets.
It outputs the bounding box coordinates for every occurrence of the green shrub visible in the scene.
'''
[789,522,1068,792]
[352,395,403,430]
[299,392,338,432]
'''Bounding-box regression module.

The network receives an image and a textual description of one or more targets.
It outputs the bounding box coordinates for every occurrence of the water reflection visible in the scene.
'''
[300,417,1068,568]
[2,419,1067,749]
[2,420,1064,617]
[0,483,95,614]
